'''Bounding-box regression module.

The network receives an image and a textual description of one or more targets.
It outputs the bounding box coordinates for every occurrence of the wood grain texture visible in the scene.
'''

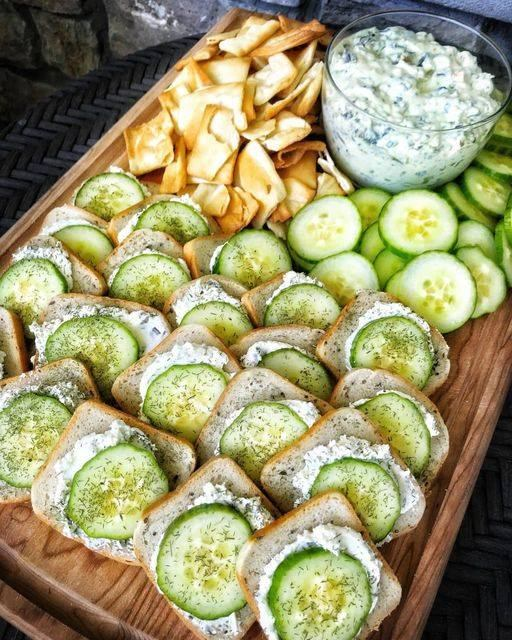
[0,9,511,640]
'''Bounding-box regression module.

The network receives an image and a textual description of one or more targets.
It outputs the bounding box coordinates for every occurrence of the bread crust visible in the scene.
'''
[0,306,29,377]
[183,233,231,278]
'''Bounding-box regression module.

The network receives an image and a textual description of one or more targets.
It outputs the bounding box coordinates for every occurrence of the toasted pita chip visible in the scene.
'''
[318,149,355,195]
[251,56,268,71]
[215,186,259,234]
[201,57,251,84]
[281,177,315,217]
[279,150,317,189]
[252,53,297,106]
[188,183,230,218]
[261,110,311,152]
[277,15,302,32]
[242,78,256,122]
[124,109,174,175]
[219,16,280,56]
[161,136,187,194]
[251,20,326,57]
[316,172,344,197]
[256,63,316,120]
[290,61,323,116]
[273,140,326,169]
[187,105,240,182]
[175,45,219,71]
[278,40,317,97]
[266,218,288,239]
[242,118,276,141]
[269,201,292,223]
[319,29,334,48]
[160,60,213,130]
[206,28,240,45]
[234,140,286,227]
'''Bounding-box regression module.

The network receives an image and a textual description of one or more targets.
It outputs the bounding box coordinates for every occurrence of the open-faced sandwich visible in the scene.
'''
[31,400,195,563]
[0,306,29,379]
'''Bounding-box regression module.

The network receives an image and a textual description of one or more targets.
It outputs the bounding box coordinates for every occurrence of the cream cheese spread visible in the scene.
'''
[106,249,190,287]
[209,243,225,272]
[240,340,313,368]
[172,279,243,324]
[13,236,74,290]
[266,271,323,307]
[0,379,87,412]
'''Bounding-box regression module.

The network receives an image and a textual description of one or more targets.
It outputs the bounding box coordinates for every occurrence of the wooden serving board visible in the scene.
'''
[0,8,511,640]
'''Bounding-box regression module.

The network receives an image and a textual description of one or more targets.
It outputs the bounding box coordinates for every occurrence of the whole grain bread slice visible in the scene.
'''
[0,306,29,377]
[240,272,290,326]
[183,233,231,278]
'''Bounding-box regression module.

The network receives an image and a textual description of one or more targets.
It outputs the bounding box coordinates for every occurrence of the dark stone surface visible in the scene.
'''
[0,0,39,68]
[13,0,84,13]
[0,67,54,123]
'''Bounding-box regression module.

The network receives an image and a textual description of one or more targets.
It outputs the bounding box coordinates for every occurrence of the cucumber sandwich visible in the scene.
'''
[98,229,190,310]
[164,275,252,346]
[0,306,29,380]
[31,294,171,399]
[232,326,334,400]
[133,457,278,640]
[237,492,401,640]
[261,407,425,544]
[31,400,195,563]
[317,291,450,395]
[0,359,98,504]
[196,368,331,484]
[113,324,240,443]
[332,369,449,489]
[0,235,106,332]
[183,233,231,279]
[40,204,114,267]
[242,271,341,331]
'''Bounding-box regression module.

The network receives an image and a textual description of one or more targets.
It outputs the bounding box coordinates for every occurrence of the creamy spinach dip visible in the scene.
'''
[323,25,501,191]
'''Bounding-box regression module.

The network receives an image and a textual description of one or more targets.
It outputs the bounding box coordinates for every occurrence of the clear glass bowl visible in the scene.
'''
[322,10,512,192]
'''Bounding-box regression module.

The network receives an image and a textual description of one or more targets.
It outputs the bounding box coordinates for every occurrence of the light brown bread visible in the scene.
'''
[0,306,29,377]
[39,204,110,235]
[231,324,324,361]
[237,491,402,640]
[240,272,290,326]
[183,233,231,278]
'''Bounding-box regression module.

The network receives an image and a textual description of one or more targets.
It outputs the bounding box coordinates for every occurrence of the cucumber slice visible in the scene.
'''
[488,113,512,150]
[350,316,433,389]
[311,458,401,542]
[53,225,113,267]
[504,193,512,244]
[359,222,385,262]
[385,270,403,298]
[456,246,507,318]
[268,547,372,640]
[287,196,362,263]
[259,349,333,401]
[309,252,379,306]
[288,246,317,272]
[157,503,251,619]
[110,254,190,310]
[474,150,512,183]
[495,221,512,286]
[379,190,458,257]
[66,443,168,539]
[391,251,477,333]
[214,229,292,289]
[219,401,309,481]
[74,172,146,221]
[142,364,228,442]
[264,284,340,330]
[135,200,209,244]
[462,167,511,216]
[440,182,496,230]
[0,393,71,488]
[180,301,252,346]
[455,220,497,262]
[373,249,408,287]
[357,393,431,477]
[0,258,68,330]
[45,316,139,399]
[349,187,391,229]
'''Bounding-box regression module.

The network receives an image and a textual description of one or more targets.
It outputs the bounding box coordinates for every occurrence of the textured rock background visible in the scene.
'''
[0,0,511,128]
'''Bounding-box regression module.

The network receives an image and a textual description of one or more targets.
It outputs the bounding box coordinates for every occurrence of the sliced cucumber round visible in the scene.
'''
[53,225,113,267]
[439,182,496,230]
[264,284,340,330]
[135,200,209,244]
[0,393,71,488]
[390,251,477,333]
[45,316,139,399]
[0,258,68,330]
[311,458,401,542]
[268,547,372,640]
[156,503,251,619]
[495,221,512,286]
[74,172,146,221]
[455,220,497,262]
[357,393,431,477]
[504,193,512,244]
[456,246,507,318]
[214,229,292,289]
[219,401,309,481]
[350,316,433,389]
[373,249,408,288]
[287,196,362,263]
[180,301,252,346]
[359,221,385,262]
[143,364,228,442]
[288,245,317,272]
[349,187,391,229]
[309,252,379,306]
[462,167,511,217]
[260,349,333,401]
[110,254,190,310]
[488,113,512,150]
[379,190,458,257]
[474,150,512,183]
[66,442,168,539]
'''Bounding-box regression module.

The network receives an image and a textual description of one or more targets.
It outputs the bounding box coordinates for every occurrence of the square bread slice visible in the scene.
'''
[0,306,29,378]
[133,456,280,640]
[260,406,426,542]
[31,400,196,564]
[112,324,241,416]
[231,325,324,361]
[331,368,449,491]
[183,233,231,278]
[0,358,99,504]
[237,491,402,640]
[316,291,450,396]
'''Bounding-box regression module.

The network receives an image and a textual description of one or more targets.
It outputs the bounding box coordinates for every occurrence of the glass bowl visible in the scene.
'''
[322,10,512,192]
